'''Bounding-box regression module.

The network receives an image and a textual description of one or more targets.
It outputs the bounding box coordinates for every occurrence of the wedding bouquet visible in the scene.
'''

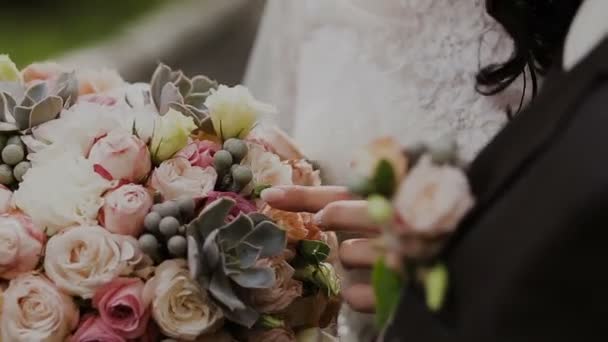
[0,56,340,342]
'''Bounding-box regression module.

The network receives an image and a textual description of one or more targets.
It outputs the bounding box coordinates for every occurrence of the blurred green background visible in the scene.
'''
[0,0,167,67]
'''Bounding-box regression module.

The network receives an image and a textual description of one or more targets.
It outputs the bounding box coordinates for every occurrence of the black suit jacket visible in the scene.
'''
[384,38,608,342]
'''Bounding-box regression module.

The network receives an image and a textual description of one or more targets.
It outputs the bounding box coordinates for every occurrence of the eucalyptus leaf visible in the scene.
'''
[185,92,207,109]
[54,72,79,107]
[191,75,218,93]
[217,214,254,249]
[150,63,172,110]
[248,212,272,226]
[187,198,235,239]
[25,82,48,103]
[159,83,183,115]
[0,122,18,132]
[199,116,216,134]
[2,92,16,114]
[372,257,404,328]
[209,272,246,311]
[13,106,31,130]
[222,304,259,328]
[244,221,286,258]
[372,159,396,197]
[175,74,192,97]
[235,241,261,269]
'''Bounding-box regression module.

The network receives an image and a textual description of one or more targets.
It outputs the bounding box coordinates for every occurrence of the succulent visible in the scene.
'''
[0,72,78,132]
[186,198,287,327]
[149,63,218,132]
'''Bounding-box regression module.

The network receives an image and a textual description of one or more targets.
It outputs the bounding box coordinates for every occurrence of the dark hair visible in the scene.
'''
[478,0,583,114]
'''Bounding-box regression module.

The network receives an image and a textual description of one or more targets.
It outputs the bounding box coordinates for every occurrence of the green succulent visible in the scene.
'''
[149,63,218,132]
[186,198,287,328]
[0,72,78,132]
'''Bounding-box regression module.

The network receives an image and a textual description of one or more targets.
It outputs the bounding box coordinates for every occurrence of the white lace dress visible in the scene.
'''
[245,1,527,340]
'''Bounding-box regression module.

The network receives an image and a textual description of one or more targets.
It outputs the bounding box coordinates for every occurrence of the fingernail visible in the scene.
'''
[313,209,325,226]
[260,188,286,202]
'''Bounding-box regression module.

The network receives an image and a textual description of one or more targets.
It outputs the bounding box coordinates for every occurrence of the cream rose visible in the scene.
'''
[1,273,79,342]
[149,158,217,201]
[393,155,474,235]
[0,213,46,280]
[143,259,223,341]
[249,258,303,313]
[242,143,293,187]
[284,159,321,186]
[205,85,276,140]
[44,225,143,298]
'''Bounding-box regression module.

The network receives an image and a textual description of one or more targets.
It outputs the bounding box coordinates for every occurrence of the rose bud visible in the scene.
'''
[99,184,153,237]
[70,315,125,342]
[175,140,220,169]
[0,213,45,280]
[88,130,152,183]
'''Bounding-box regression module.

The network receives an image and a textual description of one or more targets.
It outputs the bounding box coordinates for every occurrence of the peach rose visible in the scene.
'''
[44,225,144,298]
[261,205,309,243]
[393,155,474,235]
[242,143,293,187]
[149,158,217,201]
[92,277,151,339]
[284,159,321,186]
[175,140,220,169]
[245,328,296,342]
[249,258,303,313]
[99,184,153,236]
[88,130,152,182]
[351,136,408,182]
[70,315,125,342]
[2,273,79,342]
[22,62,64,86]
[0,213,45,280]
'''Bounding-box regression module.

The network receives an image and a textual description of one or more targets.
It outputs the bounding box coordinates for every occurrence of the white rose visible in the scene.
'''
[205,85,276,140]
[13,155,113,235]
[1,273,79,342]
[242,143,293,187]
[0,185,12,214]
[393,155,474,235]
[149,158,217,201]
[44,225,141,298]
[143,259,223,341]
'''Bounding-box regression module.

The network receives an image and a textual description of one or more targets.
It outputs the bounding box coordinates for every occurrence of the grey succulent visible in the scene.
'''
[0,72,78,132]
[150,63,218,131]
[187,198,287,328]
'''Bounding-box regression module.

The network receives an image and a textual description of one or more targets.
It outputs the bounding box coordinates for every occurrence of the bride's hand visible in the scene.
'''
[262,185,443,314]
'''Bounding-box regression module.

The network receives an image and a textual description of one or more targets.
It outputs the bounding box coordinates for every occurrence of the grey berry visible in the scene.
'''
[223,138,248,162]
[0,165,14,185]
[231,165,253,186]
[177,197,195,219]
[144,212,162,233]
[6,135,24,148]
[213,150,233,171]
[138,234,159,256]
[12,161,31,182]
[159,216,180,237]
[2,144,24,166]
[157,201,180,218]
[167,235,187,257]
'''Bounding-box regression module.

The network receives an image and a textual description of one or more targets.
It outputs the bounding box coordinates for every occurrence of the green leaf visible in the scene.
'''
[257,315,285,329]
[372,159,396,197]
[372,257,404,328]
[424,263,448,312]
[298,240,330,264]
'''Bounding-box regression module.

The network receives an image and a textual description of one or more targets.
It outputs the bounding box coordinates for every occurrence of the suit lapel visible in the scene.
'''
[444,38,608,253]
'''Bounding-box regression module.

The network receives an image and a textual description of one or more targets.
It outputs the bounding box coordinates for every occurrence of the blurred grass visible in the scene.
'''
[0,0,168,67]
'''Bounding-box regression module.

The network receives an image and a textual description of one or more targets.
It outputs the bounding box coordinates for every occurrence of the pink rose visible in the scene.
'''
[92,277,151,339]
[2,273,79,342]
[0,185,12,214]
[70,315,126,342]
[206,191,256,221]
[88,130,152,182]
[99,184,153,236]
[176,140,220,168]
[149,158,217,201]
[0,213,45,279]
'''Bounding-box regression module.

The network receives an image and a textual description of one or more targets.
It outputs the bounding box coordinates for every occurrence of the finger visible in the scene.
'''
[340,238,381,269]
[314,200,380,233]
[343,283,376,314]
[260,186,351,212]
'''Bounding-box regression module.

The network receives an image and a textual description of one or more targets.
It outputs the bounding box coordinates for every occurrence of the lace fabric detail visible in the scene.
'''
[245,1,529,340]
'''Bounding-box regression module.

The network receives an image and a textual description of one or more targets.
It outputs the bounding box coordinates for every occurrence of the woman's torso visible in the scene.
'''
[246,0,527,185]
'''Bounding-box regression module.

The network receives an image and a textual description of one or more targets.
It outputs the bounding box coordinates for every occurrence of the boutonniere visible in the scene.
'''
[348,136,475,329]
